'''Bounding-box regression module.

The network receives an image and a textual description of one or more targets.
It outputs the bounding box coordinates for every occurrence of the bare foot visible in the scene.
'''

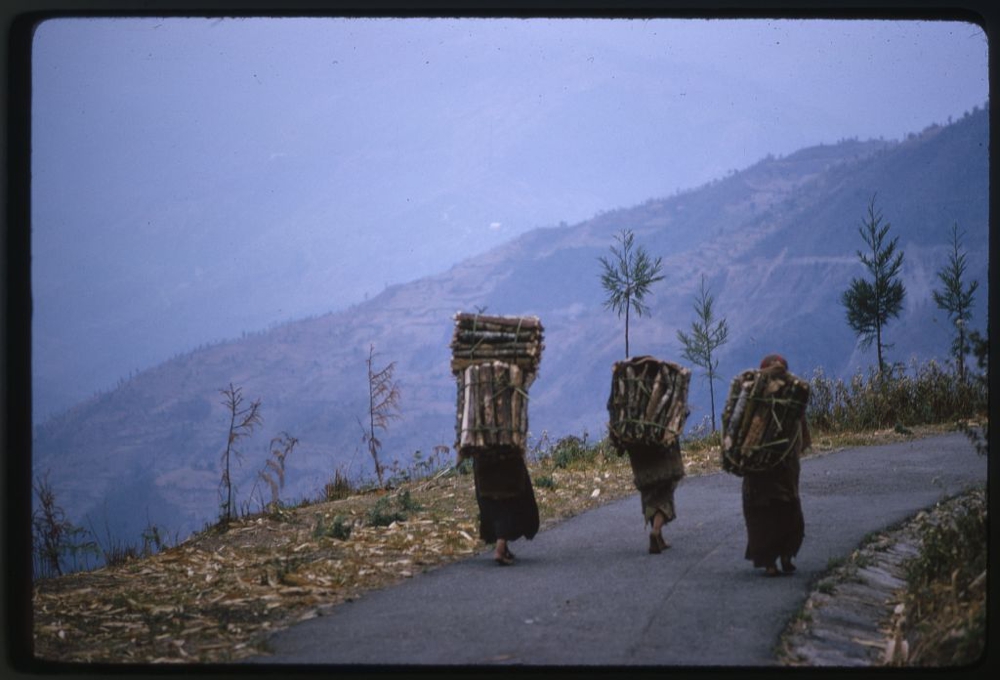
[495,540,514,565]
[649,533,669,554]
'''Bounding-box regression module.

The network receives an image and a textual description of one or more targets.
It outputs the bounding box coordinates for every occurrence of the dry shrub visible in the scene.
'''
[324,467,354,501]
[808,360,987,433]
[903,488,987,666]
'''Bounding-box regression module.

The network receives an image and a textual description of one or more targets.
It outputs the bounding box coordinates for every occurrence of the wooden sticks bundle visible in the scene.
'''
[450,313,544,458]
[450,312,544,375]
[454,361,534,456]
[607,356,691,450]
[720,368,810,475]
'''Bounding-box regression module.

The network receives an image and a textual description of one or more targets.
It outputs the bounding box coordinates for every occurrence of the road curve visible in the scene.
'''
[247,432,986,667]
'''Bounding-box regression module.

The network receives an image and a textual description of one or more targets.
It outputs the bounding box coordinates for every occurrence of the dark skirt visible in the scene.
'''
[472,448,540,544]
[742,455,804,567]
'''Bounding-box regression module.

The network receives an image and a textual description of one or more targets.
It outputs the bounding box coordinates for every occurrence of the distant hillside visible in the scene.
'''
[32,106,990,544]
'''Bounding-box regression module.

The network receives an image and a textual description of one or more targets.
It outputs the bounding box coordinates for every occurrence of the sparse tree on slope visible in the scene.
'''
[841,194,906,374]
[219,383,262,526]
[31,471,98,578]
[362,343,401,488]
[598,228,665,358]
[933,223,979,383]
[677,275,730,432]
[252,431,299,514]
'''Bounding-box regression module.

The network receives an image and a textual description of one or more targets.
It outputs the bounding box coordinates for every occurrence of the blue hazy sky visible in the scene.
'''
[30,16,989,421]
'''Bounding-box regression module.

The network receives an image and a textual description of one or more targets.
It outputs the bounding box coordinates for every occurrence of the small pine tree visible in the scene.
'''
[677,275,730,432]
[841,194,906,373]
[598,228,665,358]
[932,224,979,382]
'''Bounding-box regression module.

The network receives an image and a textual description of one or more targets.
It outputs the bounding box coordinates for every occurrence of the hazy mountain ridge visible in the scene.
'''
[32,23,809,423]
[32,107,990,543]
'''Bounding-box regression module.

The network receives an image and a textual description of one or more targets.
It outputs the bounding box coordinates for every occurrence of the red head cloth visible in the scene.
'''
[760,354,788,370]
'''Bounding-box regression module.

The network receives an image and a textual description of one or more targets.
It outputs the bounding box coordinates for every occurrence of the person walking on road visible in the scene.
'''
[471,447,540,566]
[741,354,810,576]
[606,356,691,555]
[628,440,685,554]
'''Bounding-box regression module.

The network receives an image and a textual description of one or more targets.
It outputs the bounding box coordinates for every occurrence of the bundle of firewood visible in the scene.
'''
[720,367,810,476]
[607,356,691,451]
[451,313,544,458]
[450,312,544,375]
[454,361,535,457]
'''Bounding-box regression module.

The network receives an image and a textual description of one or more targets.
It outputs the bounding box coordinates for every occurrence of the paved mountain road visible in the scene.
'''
[249,433,986,666]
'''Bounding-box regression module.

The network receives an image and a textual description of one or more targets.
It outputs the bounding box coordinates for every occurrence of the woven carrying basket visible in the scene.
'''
[720,367,810,476]
[607,356,691,451]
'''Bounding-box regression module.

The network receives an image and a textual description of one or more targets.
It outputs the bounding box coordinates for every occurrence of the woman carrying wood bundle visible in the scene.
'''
[606,356,690,554]
[451,313,544,566]
[468,446,540,566]
[741,354,811,577]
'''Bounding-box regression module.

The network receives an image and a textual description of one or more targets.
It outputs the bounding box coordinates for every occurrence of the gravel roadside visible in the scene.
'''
[777,485,986,667]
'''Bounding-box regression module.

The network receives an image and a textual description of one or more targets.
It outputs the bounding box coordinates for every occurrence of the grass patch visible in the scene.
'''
[901,488,986,666]
[365,496,409,528]
[313,514,353,541]
[534,475,556,490]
